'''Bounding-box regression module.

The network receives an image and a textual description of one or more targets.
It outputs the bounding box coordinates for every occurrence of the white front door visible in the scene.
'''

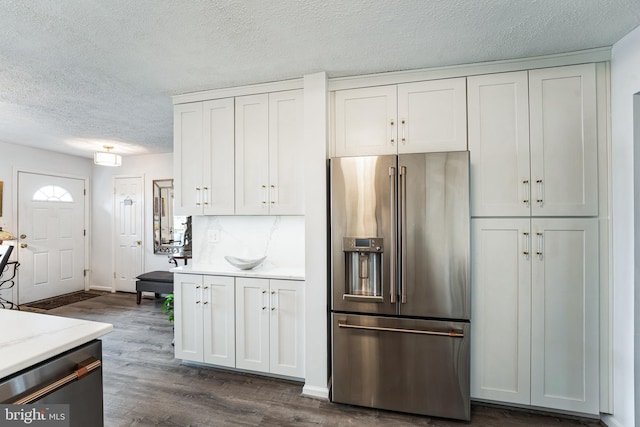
[113,177,144,292]
[18,172,86,304]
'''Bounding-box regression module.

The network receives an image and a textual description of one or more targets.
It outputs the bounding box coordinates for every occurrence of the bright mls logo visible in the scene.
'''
[0,405,69,427]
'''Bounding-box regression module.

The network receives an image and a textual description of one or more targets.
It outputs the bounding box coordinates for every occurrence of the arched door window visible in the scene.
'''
[32,185,74,202]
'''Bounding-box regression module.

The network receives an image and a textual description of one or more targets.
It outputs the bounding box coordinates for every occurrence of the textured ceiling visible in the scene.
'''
[0,0,639,159]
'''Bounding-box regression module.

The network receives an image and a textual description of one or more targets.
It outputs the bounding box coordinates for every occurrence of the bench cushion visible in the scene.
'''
[136,271,173,283]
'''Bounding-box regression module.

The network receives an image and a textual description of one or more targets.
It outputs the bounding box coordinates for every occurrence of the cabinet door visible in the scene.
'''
[468,72,531,217]
[269,280,305,378]
[235,277,270,372]
[202,275,235,367]
[397,78,467,153]
[174,103,204,216]
[530,218,599,414]
[334,85,397,156]
[203,98,235,215]
[529,64,598,216]
[174,273,203,362]
[235,94,270,214]
[269,90,305,215]
[470,219,531,405]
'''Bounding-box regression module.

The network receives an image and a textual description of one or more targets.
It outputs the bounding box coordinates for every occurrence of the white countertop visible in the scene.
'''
[0,310,113,379]
[171,264,305,281]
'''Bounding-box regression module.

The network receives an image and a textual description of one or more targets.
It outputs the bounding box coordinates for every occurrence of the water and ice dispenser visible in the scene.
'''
[343,237,383,300]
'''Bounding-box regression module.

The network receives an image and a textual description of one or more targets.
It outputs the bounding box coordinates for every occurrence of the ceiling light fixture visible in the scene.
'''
[94,145,122,167]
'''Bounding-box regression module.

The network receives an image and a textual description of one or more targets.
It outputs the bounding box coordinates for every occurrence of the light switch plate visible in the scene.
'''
[207,229,219,243]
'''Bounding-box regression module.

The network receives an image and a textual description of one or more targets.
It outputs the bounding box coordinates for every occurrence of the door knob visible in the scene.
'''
[136,240,142,245]
[20,243,27,248]
[20,234,27,239]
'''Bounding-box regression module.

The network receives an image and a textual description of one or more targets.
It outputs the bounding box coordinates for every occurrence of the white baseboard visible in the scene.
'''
[88,286,113,292]
[302,384,329,400]
[601,414,624,427]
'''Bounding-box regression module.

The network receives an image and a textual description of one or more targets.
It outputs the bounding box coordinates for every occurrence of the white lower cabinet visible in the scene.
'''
[174,273,235,367]
[471,218,599,415]
[235,277,305,378]
[175,273,304,379]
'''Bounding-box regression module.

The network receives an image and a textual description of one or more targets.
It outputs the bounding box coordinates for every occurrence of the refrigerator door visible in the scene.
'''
[330,155,398,315]
[398,152,470,319]
[331,313,470,420]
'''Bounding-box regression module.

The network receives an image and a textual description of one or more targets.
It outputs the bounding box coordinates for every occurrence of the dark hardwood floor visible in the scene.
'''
[40,292,603,427]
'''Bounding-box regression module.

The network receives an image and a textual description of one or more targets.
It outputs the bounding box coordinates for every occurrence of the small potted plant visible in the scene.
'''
[162,294,174,323]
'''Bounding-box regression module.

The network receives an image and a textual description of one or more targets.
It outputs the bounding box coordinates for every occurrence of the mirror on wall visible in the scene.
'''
[153,179,187,254]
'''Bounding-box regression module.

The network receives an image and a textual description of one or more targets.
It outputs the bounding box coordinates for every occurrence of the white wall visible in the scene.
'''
[0,140,92,303]
[607,24,640,427]
[90,152,173,289]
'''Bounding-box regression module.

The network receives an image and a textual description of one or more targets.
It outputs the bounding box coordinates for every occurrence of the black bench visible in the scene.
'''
[136,271,173,304]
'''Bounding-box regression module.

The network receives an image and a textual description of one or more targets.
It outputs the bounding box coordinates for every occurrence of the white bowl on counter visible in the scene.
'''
[224,255,267,270]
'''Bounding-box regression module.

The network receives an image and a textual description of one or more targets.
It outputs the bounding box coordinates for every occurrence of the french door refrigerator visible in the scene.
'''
[330,151,470,420]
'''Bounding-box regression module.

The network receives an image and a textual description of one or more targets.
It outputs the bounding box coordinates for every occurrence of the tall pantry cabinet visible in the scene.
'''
[468,64,601,415]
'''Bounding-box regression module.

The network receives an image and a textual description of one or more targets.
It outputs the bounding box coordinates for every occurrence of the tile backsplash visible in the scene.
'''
[192,216,305,270]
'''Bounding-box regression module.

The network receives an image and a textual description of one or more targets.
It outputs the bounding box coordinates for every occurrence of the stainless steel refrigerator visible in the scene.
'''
[329,151,470,421]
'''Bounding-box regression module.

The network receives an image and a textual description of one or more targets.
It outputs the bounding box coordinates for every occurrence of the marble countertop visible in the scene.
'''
[0,310,113,379]
[171,264,305,281]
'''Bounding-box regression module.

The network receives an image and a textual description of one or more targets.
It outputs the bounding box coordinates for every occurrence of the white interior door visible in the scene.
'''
[18,172,85,304]
[114,177,144,292]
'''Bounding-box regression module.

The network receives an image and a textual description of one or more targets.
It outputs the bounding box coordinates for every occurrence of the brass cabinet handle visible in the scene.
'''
[390,120,395,144]
[536,179,543,206]
[536,232,543,259]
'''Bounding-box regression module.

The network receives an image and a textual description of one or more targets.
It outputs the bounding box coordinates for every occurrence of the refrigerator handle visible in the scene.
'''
[389,166,396,304]
[400,165,407,304]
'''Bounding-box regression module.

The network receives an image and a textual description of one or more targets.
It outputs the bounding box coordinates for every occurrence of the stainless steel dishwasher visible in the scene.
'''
[0,340,104,427]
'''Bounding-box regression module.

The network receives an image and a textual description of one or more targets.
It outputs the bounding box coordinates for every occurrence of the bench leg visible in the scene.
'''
[136,291,141,305]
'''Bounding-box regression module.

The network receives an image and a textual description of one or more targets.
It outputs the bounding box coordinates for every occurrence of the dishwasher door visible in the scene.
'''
[331,313,470,420]
[0,340,104,427]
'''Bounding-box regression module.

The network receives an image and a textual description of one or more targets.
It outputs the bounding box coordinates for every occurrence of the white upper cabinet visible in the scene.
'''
[334,85,397,156]
[235,94,270,215]
[469,64,598,217]
[397,78,467,153]
[174,102,204,216]
[528,64,598,217]
[268,90,305,215]
[468,72,531,217]
[202,99,236,215]
[174,98,235,216]
[236,90,304,215]
[333,78,467,157]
